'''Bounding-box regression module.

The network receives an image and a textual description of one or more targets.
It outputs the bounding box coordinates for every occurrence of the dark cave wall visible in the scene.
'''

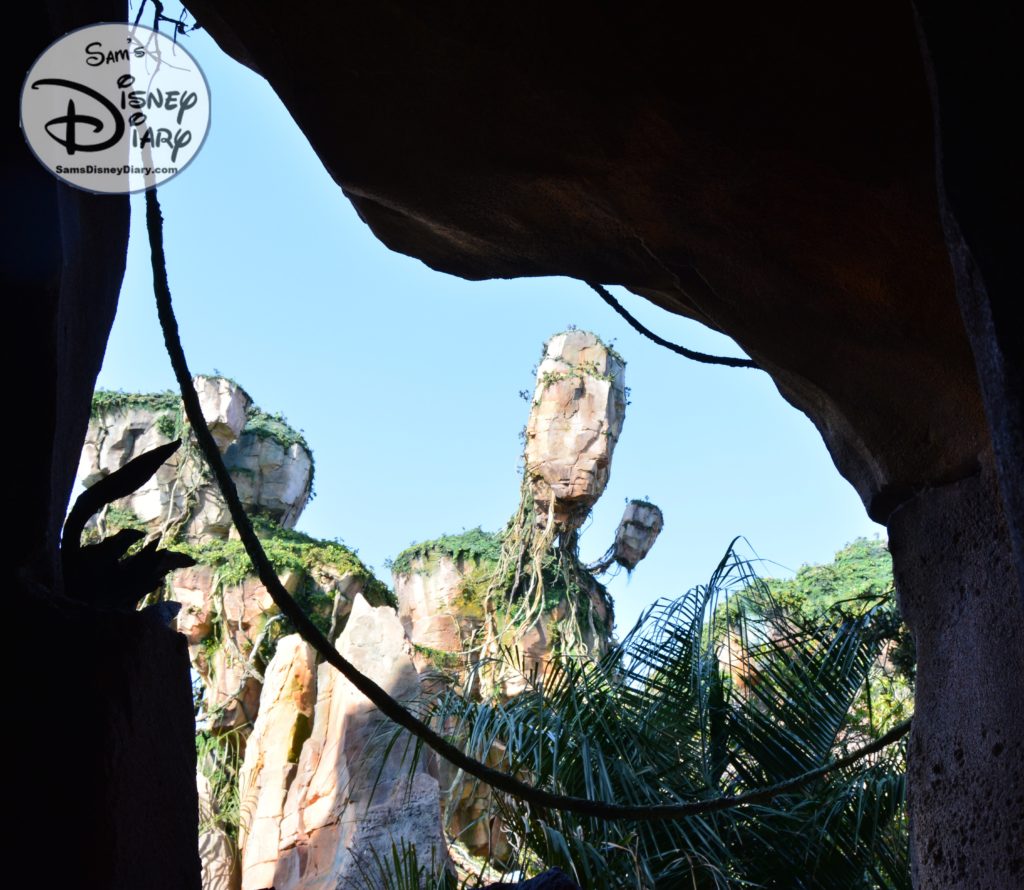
[915,3,1024,603]
[890,458,1024,887]
[10,4,200,888]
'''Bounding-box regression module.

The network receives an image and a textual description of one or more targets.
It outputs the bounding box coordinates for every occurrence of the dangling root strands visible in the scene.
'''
[148,187,906,820]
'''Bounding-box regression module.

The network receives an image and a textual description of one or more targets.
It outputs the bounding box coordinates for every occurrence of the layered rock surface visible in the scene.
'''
[612,501,664,570]
[80,376,313,541]
[237,635,317,890]
[525,332,626,532]
[272,596,445,890]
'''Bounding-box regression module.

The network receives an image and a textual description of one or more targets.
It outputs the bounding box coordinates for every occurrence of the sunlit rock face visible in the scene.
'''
[238,635,317,890]
[194,375,252,450]
[223,433,313,531]
[79,376,313,541]
[395,554,470,658]
[524,331,626,532]
[272,596,446,890]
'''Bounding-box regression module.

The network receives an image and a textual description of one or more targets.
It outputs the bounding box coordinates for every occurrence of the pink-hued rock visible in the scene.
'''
[613,500,664,570]
[79,376,313,541]
[273,595,446,889]
[172,565,219,644]
[207,646,263,733]
[394,554,474,666]
[238,635,317,890]
[195,375,252,450]
[221,577,279,648]
[524,331,626,532]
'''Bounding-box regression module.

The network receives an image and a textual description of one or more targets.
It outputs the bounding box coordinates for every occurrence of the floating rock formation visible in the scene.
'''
[612,500,664,570]
[524,331,626,532]
[81,376,313,541]
[387,332,645,861]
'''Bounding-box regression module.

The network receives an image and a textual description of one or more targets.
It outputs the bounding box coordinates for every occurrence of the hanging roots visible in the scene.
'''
[477,477,610,694]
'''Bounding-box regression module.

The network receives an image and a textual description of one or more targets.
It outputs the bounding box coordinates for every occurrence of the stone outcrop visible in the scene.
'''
[238,635,317,890]
[524,331,626,532]
[173,569,283,732]
[80,376,313,541]
[82,381,389,736]
[195,376,252,450]
[612,501,664,571]
[272,595,445,889]
[396,553,480,673]
[80,380,404,888]
[224,432,313,532]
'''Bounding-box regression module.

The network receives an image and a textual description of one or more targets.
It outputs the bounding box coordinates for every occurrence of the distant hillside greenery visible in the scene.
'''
[765,537,894,619]
[728,538,914,737]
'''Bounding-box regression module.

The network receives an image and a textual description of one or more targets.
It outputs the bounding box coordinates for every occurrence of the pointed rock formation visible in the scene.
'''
[272,595,445,889]
[238,635,317,890]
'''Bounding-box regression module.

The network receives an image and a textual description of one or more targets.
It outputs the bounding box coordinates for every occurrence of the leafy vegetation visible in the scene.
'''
[196,728,244,848]
[243,407,311,452]
[171,514,394,632]
[763,538,896,621]
[91,389,181,418]
[726,538,914,734]
[410,543,910,889]
[390,528,504,577]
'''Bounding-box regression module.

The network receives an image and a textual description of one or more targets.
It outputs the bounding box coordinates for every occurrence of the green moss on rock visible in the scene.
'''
[169,515,394,635]
[390,527,503,578]
[91,389,181,418]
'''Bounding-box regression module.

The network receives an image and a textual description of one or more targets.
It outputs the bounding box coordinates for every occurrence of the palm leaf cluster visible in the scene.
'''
[417,543,910,889]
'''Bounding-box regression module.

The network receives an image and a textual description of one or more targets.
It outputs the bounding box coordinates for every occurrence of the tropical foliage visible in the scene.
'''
[411,542,910,889]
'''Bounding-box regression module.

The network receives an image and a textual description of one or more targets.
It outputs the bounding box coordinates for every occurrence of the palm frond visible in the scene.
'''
[403,542,909,888]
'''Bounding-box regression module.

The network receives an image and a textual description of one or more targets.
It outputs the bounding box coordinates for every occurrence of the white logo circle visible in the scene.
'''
[20,22,211,194]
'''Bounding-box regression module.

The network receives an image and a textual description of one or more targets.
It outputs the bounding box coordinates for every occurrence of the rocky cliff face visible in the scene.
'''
[84,378,418,888]
[81,375,313,541]
[84,353,657,887]
[237,635,317,889]
[273,596,445,890]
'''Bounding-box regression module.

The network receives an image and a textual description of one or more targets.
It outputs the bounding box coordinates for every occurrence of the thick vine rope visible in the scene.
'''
[147,187,907,820]
[586,281,759,369]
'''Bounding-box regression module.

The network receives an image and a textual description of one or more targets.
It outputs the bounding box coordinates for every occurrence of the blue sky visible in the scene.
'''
[96,14,884,633]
